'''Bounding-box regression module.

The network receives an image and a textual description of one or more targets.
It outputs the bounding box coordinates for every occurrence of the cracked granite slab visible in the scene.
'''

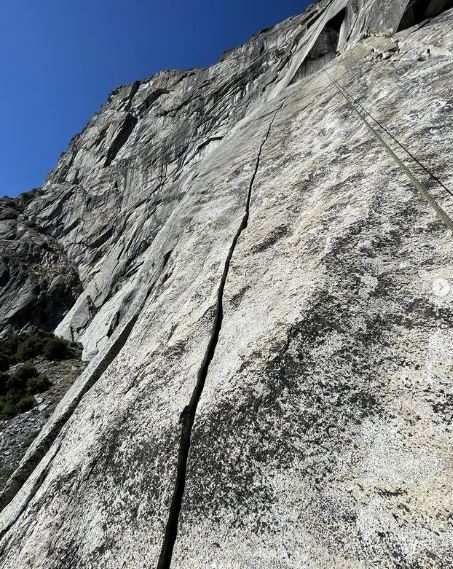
[0,1,452,567]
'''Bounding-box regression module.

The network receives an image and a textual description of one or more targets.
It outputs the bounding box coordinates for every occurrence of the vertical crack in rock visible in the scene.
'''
[156,103,283,569]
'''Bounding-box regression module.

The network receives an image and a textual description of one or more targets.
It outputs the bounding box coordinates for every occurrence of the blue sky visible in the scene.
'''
[1,1,309,197]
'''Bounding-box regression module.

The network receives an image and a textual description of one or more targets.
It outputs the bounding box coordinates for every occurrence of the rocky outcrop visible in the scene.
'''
[0,197,81,335]
[0,0,453,567]
[0,357,86,491]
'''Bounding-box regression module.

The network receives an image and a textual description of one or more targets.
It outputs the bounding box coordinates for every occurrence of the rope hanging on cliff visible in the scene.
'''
[325,71,453,233]
[338,77,453,199]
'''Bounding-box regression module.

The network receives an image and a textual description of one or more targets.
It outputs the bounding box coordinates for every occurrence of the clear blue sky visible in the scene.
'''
[1,0,309,197]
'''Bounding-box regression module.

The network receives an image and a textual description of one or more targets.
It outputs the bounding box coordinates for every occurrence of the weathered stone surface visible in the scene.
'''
[0,357,86,490]
[0,197,81,335]
[0,1,453,567]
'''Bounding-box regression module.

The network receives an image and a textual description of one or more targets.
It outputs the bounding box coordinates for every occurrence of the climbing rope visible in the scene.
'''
[339,77,453,199]
[325,71,453,233]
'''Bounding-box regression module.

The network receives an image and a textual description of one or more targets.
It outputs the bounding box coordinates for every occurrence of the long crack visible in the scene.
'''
[156,102,283,569]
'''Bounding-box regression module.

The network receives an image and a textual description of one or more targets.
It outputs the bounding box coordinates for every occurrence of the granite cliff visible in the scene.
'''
[1,0,453,567]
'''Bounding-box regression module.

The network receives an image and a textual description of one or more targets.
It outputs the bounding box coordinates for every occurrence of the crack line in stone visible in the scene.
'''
[156,101,284,569]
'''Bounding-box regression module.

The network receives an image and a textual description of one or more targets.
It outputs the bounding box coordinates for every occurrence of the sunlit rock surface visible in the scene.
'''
[1,0,453,567]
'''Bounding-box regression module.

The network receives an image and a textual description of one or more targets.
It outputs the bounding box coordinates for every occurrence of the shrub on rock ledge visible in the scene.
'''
[27,375,52,395]
[11,363,38,381]
[0,331,79,366]
[15,333,46,362]
[0,364,52,419]
[43,337,70,360]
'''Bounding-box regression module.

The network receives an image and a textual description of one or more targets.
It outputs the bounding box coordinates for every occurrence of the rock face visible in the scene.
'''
[0,196,81,334]
[1,0,453,567]
[0,357,86,490]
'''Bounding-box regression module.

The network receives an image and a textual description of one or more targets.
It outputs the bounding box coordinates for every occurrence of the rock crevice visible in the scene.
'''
[156,103,283,569]
[1,2,453,567]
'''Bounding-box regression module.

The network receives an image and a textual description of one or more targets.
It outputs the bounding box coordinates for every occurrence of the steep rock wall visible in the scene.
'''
[0,1,453,567]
